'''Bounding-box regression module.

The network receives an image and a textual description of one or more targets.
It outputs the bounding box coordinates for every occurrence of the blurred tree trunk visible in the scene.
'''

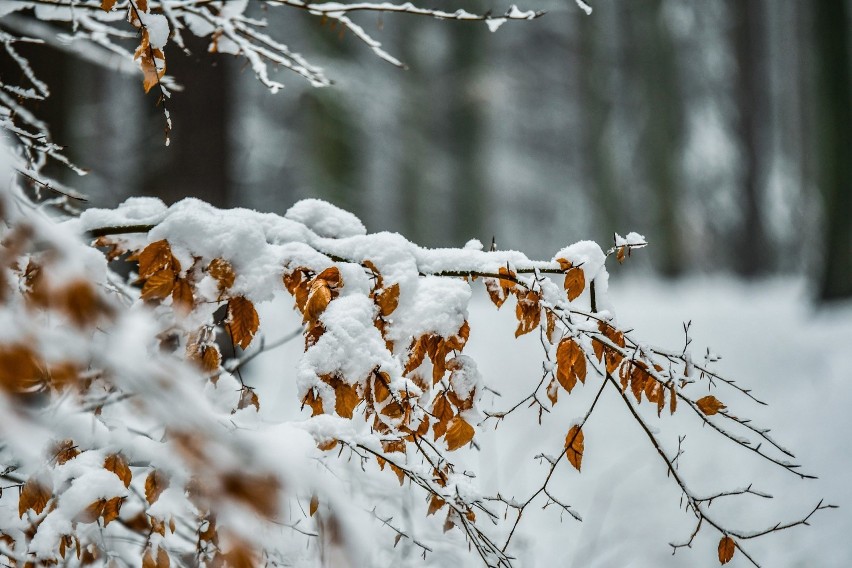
[140,34,230,207]
[813,0,852,300]
[447,14,487,245]
[579,8,620,244]
[298,20,362,217]
[397,19,426,244]
[732,0,770,276]
[633,0,684,277]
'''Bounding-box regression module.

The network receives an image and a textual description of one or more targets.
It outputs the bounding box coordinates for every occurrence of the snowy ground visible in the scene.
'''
[248,277,852,567]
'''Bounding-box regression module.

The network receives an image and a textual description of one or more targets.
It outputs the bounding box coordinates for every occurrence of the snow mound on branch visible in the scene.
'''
[285,198,367,238]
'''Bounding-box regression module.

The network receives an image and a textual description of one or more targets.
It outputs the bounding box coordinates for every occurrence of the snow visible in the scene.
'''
[140,12,170,49]
[285,198,367,238]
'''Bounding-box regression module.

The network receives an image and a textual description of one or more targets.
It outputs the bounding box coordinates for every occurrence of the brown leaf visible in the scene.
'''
[718,536,736,564]
[221,472,279,519]
[373,371,391,403]
[697,395,725,416]
[142,548,156,568]
[227,296,259,349]
[208,258,235,293]
[303,283,331,323]
[77,499,105,524]
[171,278,193,313]
[141,269,176,301]
[237,389,260,412]
[134,32,165,94]
[564,425,584,472]
[427,495,445,516]
[145,470,169,504]
[546,311,558,343]
[137,240,173,280]
[58,280,103,328]
[616,245,627,263]
[630,364,649,403]
[104,453,132,488]
[302,389,324,416]
[390,464,405,485]
[444,417,474,451]
[0,343,43,393]
[564,266,585,302]
[514,290,541,337]
[375,283,400,317]
[669,382,677,415]
[381,401,404,419]
[18,475,51,517]
[51,439,79,465]
[101,497,121,526]
[555,338,586,394]
[156,546,170,568]
[100,0,117,11]
[309,495,319,517]
[333,381,359,418]
[201,345,221,375]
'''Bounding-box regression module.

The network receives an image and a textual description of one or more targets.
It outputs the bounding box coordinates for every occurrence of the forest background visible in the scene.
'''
[3,0,850,301]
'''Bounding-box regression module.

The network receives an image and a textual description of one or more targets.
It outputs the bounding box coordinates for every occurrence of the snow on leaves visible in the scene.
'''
[0,189,826,568]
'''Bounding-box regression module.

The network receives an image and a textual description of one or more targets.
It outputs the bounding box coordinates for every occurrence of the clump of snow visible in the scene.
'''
[285,198,367,238]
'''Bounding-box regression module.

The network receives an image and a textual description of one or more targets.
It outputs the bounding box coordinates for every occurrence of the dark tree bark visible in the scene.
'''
[732,0,770,276]
[447,12,487,246]
[813,0,852,301]
[140,34,230,208]
[632,0,684,277]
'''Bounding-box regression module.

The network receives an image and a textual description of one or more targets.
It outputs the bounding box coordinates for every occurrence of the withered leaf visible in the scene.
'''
[171,278,193,313]
[51,439,79,465]
[145,470,169,504]
[616,245,627,263]
[565,425,584,472]
[373,372,391,403]
[381,401,404,419]
[227,296,259,349]
[137,240,173,280]
[302,389,324,416]
[718,536,736,564]
[201,345,221,375]
[697,395,725,416]
[104,453,132,488]
[237,389,260,412]
[514,290,541,337]
[427,494,445,516]
[333,381,358,419]
[77,499,105,524]
[375,283,400,317]
[208,258,235,292]
[141,269,176,301]
[102,497,122,526]
[564,266,585,302]
[100,0,117,11]
[309,495,319,517]
[18,476,51,517]
[303,283,331,323]
[555,338,586,393]
[445,416,474,451]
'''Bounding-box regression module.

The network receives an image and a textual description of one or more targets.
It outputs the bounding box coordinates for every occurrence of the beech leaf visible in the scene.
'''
[718,536,736,564]
[145,470,169,504]
[445,416,474,451]
[228,296,259,349]
[565,425,584,472]
[564,266,585,301]
[697,395,725,416]
[104,453,132,488]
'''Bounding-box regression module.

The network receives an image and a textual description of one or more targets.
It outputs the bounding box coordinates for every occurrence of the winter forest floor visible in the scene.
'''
[248,277,852,567]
